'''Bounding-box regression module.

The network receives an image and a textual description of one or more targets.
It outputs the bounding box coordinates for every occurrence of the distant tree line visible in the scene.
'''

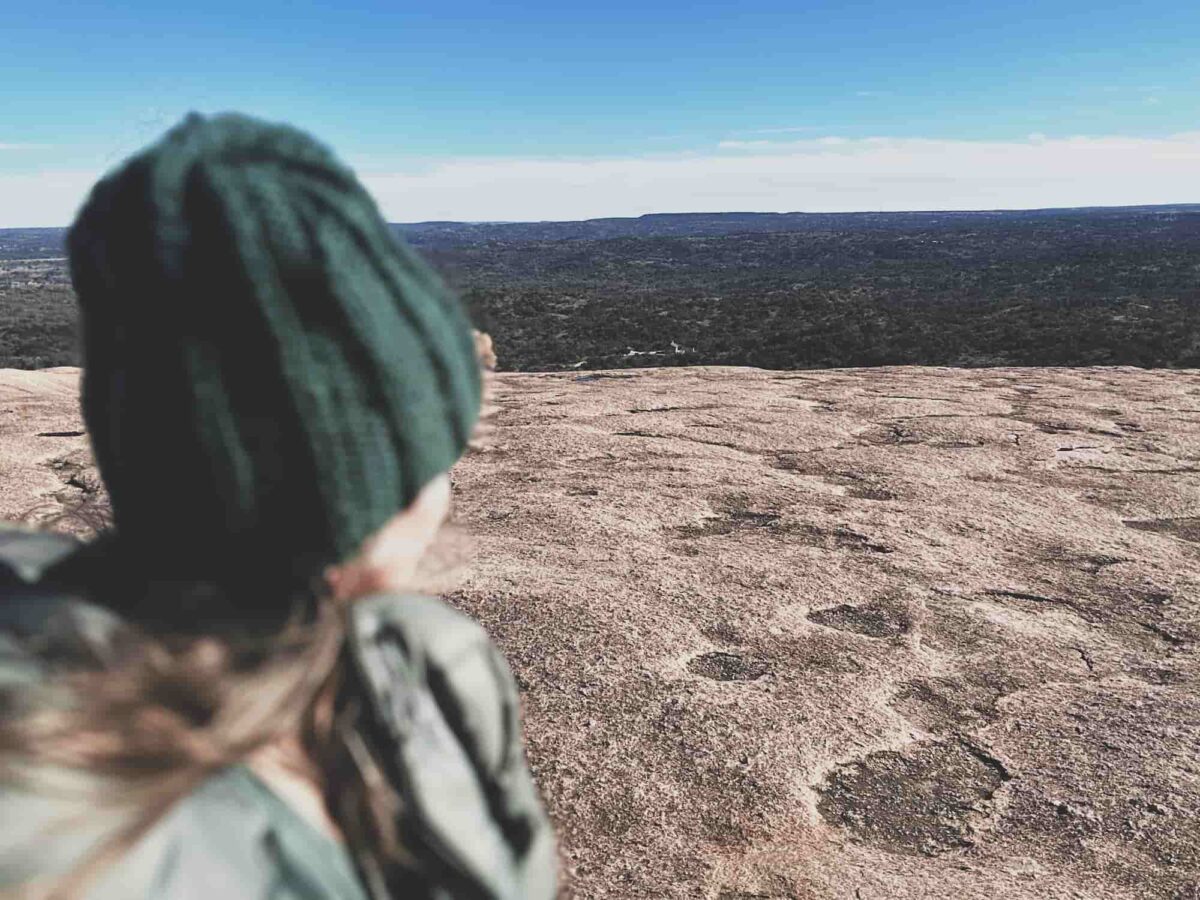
[2,207,1198,370]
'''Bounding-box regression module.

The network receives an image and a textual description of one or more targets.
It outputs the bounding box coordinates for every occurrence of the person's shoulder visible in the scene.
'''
[146,767,280,895]
[87,766,369,900]
[135,766,368,900]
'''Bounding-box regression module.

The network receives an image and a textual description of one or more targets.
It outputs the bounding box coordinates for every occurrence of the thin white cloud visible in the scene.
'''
[358,133,1200,220]
[720,135,852,150]
[855,90,892,98]
[3,133,1199,228]
[0,143,50,151]
[0,170,98,228]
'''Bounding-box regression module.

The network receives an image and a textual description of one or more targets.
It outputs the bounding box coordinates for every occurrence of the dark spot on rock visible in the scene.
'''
[821,471,899,501]
[587,782,640,838]
[673,496,795,538]
[507,472,543,483]
[572,372,637,382]
[795,524,893,554]
[580,372,638,381]
[702,621,742,645]
[1079,554,1127,572]
[784,631,867,675]
[965,472,1011,484]
[891,674,1017,733]
[731,510,781,527]
[674,512,782,537]
[64,473,100,494]
[808,603,910,638]
[771,453,819,474]
[629,404,718,413]
[1141,623,1190,646]
[1124,517,1200,544]
[1131,666,1187,686]
[1040,546,1129,574]
[848,486,897,501]
[858,423,924,445]
[715,874,801,899]
[688,651,769,682]
[1139,590,1173,606]
[982,588,1074,607]
[816,741,1011,857]
[36,430,86,438]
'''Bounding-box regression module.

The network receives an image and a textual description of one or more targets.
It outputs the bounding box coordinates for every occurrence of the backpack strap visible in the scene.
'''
[0,525,124,684]
[0,523,85,586]
[347,593,558,900]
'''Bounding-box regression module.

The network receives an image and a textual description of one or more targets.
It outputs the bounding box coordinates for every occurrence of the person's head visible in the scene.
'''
[3,113,497,896]
[65,111,485,628]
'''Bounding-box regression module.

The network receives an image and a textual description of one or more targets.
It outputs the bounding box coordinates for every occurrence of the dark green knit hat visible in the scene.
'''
[66,112,482,594]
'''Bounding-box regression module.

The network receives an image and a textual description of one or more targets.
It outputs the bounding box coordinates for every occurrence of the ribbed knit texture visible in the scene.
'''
[66,112,482,598]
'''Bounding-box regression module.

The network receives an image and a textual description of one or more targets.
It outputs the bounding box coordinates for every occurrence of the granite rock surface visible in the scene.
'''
[3,364,1198,899]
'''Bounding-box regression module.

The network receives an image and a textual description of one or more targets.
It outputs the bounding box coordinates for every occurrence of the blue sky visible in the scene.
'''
[2,0,1198,225]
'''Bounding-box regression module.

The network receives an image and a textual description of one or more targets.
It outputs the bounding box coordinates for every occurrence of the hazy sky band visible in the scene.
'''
[3,134,1198,229]
[3,0,1198,224]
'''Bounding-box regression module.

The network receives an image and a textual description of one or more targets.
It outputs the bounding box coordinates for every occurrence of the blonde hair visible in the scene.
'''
[2,360,500,899]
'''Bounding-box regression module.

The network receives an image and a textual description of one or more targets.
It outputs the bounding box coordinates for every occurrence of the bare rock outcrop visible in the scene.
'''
[2,364,1198,899]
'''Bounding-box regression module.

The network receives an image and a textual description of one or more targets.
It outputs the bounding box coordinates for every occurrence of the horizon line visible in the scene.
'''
[3,201,1198,232]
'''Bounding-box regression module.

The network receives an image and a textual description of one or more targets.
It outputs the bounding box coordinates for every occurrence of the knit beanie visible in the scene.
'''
[65,112,482,605]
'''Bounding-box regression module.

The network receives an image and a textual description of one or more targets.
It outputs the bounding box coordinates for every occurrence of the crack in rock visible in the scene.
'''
[1124,517,1200,544]
[628,404,719,413]
[613,430,744,451]
[573,372,637,382]
[983,588,1074,606]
